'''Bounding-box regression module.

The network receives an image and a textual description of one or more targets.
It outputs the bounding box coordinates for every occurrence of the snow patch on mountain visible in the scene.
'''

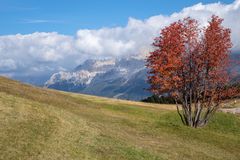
[45,70,99,86]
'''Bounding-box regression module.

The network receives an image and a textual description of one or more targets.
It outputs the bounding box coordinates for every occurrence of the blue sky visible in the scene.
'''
[0,0,235,35]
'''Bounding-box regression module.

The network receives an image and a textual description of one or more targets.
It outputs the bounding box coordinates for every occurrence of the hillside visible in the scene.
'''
[0,76,239,160]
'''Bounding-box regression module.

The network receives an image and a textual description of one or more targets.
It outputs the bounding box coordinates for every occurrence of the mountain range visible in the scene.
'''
[45,54,240,100]
[45,57,151,100]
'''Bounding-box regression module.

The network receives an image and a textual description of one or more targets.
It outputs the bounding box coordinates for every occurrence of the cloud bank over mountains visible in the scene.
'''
[0,0,240,80]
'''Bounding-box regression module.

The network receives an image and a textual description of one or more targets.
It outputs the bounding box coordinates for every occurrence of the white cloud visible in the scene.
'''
[76,28,136,56]
[0,59,17,71]
[0,0,239,82]
[0,32,75,62]
[74,0,240,57]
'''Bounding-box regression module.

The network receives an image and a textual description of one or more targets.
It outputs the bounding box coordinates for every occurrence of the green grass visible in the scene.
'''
[0,76,239,160]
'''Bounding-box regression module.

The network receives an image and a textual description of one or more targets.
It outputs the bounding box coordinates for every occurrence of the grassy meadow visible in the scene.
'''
[0,76,239,160]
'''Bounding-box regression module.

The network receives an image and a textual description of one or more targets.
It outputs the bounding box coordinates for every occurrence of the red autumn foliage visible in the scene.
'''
[147,15,240,127]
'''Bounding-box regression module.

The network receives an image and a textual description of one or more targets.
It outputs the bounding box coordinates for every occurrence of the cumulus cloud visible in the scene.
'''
[0,0,239,83]
[0,59,17,72]
[74,0,240,57]
[0,32,75,62]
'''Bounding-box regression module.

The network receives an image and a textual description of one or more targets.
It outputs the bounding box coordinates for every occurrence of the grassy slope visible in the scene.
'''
[0,77,239,160]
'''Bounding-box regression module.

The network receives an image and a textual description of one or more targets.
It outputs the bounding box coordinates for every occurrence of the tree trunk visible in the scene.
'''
[177,103,218,128]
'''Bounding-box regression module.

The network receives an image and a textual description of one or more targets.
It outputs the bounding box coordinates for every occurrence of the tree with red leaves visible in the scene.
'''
[147,15,239,128]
